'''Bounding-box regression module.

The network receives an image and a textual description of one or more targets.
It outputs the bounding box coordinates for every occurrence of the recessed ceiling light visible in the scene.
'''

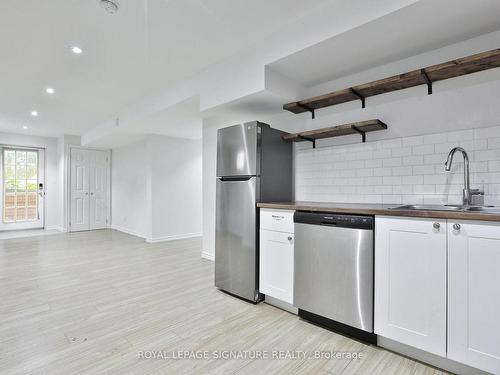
[71,46,83,54]
[23,125,28,130]
[31,110,38,117]
[46,87,55,94]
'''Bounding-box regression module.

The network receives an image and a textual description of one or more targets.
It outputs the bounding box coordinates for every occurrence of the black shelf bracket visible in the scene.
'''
[298,135,316,148]
[421,69,433,95]
[352,126,366,143]
[350,88,366,108]
[296,103,315,119]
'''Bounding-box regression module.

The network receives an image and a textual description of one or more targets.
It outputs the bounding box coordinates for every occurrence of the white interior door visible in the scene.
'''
[70,148,109,232]
[0,147,45,231]
[89,150,108,230]
[70,148,90,231]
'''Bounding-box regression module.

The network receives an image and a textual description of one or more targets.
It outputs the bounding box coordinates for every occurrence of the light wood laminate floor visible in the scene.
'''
[0,229,451,374]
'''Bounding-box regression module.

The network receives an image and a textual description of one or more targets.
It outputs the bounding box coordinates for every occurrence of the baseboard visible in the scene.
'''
[45,225,66,232]
[201,250,215,261]
[111,225,148,239]
[145,232,202,244]
[377,337,490,375]
[264,296,297,314]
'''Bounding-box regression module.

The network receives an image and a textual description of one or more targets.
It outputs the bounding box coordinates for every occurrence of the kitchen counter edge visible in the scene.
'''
[256,202,500,222]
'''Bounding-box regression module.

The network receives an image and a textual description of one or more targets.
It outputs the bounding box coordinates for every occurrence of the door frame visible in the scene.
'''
[67,146,111,232]
[0,144,46,231]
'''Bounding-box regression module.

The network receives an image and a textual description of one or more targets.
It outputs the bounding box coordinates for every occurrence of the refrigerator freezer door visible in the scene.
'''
[215,177,258,301]
[216,123,259,177]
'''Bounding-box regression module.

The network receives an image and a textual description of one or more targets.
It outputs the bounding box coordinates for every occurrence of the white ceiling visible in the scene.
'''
[0,0,331,137]
[269,0,500,86]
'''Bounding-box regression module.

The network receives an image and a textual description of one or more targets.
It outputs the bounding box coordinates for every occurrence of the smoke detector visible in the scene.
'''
[99,0,119,14]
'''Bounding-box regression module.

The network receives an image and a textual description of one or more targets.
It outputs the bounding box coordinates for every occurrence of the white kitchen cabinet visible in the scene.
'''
[448,220,500,374]
[375,216,447,357]
[259,209,294,304]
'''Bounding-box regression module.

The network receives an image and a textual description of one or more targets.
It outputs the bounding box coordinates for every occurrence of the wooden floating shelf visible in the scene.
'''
[283,119,387,148]
[284,49,500,117]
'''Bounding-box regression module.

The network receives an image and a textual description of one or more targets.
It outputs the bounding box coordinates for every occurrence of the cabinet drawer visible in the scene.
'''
[260,209,294,233]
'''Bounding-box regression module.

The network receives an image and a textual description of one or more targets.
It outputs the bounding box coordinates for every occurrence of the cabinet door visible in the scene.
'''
[448,220,500,374]
[259,229,294,304]
[375,216,447,356]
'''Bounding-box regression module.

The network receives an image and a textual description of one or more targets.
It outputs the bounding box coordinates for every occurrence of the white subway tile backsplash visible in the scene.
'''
[412,144,435,155]
[475,149,500,161]
[373,149,392,159]
[474,125,500,140]
[424,174,448,185]
[423,195,447,204]
[402,175,423,185]
[356,168,374,177]
[364,177,384,185]
[383,158,402,167]
[391,147,412,157]
[402,155,424,166]
[295,125,500,205]
[373,167,392,176]
[392,166,412,176]
[488,137,500,149]
[424,153,447,165]
[447,129,474,142]
[414,185,436,194]
[382,195,402,204]
[488,160,500,172]
[413,165,435,175]
[365,159,383,168]
[383,176,402,185]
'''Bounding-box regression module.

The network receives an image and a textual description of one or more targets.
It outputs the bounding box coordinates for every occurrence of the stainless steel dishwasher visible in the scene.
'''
[294,211,375,343]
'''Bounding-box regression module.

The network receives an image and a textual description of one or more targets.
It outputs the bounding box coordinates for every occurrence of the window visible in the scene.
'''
[2,149,38,223]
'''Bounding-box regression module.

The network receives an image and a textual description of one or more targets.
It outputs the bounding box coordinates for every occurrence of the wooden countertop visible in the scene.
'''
[256,201,500,222]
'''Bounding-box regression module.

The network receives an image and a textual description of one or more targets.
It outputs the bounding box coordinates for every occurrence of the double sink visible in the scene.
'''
[391,204,500,214]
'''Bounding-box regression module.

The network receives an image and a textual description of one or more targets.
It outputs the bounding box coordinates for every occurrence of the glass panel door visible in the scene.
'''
[0,147,44,231]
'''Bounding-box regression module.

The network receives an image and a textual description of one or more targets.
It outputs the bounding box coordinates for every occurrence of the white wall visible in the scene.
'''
[150,136,202,241]
[112,135,202,243]
[111,139,150,239]
[0,132,61,230]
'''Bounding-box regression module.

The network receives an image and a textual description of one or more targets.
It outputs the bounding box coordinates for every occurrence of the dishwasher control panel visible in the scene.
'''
[294,211,373,230]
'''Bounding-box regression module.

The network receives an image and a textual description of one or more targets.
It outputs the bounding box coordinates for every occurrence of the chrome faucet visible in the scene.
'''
[445,147,472,206]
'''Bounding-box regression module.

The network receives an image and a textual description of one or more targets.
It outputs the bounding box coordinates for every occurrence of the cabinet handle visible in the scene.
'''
[453,223,461,231]
[287,236,293,241]
[433,222,440,229]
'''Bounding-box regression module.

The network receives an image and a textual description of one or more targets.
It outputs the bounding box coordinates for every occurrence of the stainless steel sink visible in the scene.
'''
[389,204,464,211]
[390,204,500,214]
[464,206,500,213]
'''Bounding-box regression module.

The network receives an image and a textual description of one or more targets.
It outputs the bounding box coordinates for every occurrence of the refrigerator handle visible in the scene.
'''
[218,176,254,182]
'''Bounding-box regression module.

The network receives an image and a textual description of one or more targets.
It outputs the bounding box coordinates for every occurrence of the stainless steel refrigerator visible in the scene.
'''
[215,121,293,302]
